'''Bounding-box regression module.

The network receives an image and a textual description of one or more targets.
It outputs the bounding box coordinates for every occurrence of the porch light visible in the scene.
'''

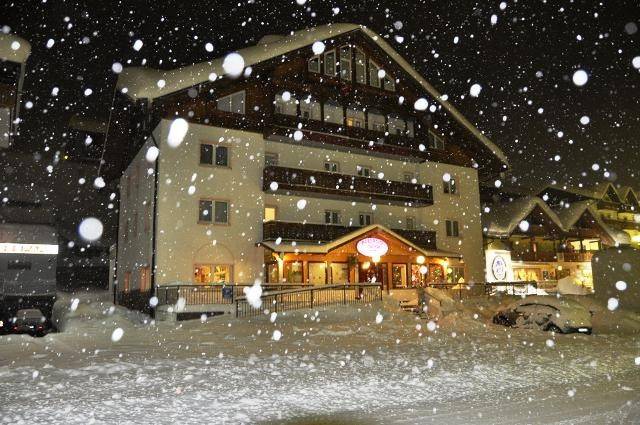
[362,261,371,270]
[372,256,381,263]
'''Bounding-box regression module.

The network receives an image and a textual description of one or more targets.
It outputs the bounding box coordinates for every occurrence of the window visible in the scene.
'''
[369,60,381,88]
[392,264,408,288]
[194,264,232,283]
[339,46,352,81]
[300,97,321,121]
[383,76,396,91]
[355,49,366,84]
[387,115,405,135]
[429,131,445,150]
[216,90,245,114]
[446,220,460,237]
[368,111,386,132]
[403,173,416,183]
[324,50,336,76]
[264,152,279,166]
[275,92,297,116]
[357,165,371,177]
[359,213,372,226]
[139,266,151,291]
[324,161,339,172]
[264,206,276,222]
[323,102,343,124]
[444,177,457,195]
[447,266,465,284]
[308,56,320,73]
[123,271,131,292]
[200,144,229,167]
[346,108,365,128]
[406,119,415,138]
[199,200,229,224]
[329,263,349,283]
[308,262,326,285]
[325,210,342,224]
[406,216,415,230]
[284,261,303,283]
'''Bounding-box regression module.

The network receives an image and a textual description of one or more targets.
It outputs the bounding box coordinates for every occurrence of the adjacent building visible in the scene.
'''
[113,24,508,300]
[0,33,30,149]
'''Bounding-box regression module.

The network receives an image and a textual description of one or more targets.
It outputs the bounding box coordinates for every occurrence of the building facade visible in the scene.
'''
[114,24,508,297]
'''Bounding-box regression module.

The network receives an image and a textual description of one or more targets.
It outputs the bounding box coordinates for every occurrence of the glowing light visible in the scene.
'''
[356,238,389,257]
[0,243,59,255]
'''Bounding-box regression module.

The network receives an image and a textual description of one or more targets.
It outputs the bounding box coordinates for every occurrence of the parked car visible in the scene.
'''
[493,296,592,334]
[9,309,50,337]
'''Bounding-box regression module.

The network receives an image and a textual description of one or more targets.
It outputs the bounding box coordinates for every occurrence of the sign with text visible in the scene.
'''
[0,243,59,255]
[356,238,389,258]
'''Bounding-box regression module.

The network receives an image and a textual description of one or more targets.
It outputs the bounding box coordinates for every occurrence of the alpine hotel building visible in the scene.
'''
[114,24,508,296]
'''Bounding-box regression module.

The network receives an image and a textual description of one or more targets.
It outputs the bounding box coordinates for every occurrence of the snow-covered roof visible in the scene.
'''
[117,23,508,166]
[260,223,462,258]
[553,200,631,245]
[483,196,565,238]
[0,34,31,63]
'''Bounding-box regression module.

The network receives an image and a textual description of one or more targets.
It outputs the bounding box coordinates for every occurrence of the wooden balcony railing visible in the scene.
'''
[263,165,433,206]
[262,221,437,250]
[557,251,595,262]
[511,251,557,262]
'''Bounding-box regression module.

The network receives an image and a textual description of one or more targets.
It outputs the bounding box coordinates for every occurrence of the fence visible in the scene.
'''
[235,283,383,318]
[425,281,538,300]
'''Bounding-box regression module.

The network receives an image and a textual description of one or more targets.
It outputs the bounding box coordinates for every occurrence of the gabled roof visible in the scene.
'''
[116,23,508,167]
[618,186,639,205]
[259,224,462,258]
[482,196,565,238]
[552,200,631,245]
[0,34,31,63]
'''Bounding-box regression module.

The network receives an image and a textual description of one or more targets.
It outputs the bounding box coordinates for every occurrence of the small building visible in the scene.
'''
[112,24,508,306]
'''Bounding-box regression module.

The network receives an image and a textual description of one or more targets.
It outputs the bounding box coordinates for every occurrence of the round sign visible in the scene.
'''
[356,237,389,258]
[491,255,507,281]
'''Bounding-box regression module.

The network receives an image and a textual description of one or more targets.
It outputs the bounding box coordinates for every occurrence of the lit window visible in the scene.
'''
[194,264,232,283]
[308,56,320,73]
[264,206,277,222]
[346,108,365,128]
[355,49,366,84]
[369,59,381,88]
[216,91,245,114]
[339,46,351,81]
[324,50,336,76]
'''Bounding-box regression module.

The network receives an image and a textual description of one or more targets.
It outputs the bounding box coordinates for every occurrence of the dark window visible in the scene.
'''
[325,210,341,224]
[308,56,320,73]
[214,201,229,224]
[200,144,213,165]
[215,146,229,166]
[444,178,457,195]
[199,200,213,222]
[324,51,336,76]
[359,213,372,226]
[446,220,460,237]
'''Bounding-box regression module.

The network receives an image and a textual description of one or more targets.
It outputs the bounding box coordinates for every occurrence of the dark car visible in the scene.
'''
[493,296,592,334]
[9,309,50,337]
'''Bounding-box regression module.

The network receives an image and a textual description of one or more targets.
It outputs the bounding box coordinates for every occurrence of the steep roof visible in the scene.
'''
[116,23,508,166]
[482,196,565,238]
[0,34,31,63]
[552,200,631,245]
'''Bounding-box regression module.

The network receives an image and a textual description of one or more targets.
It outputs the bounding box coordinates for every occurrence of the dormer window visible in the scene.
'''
[324,50,336,76]
[429,130,445,150]
[339,46,352,81]
[308,56,320,73]
[355,48,366,84]
[383,76,396,91]
[369,60,381,88]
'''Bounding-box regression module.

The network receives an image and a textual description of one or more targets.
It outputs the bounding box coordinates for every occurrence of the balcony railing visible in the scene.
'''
[263,165,433,206]
[511,251,557,262]
[262,220,437,250]
[597,199,636,213]
[557,251,595,262]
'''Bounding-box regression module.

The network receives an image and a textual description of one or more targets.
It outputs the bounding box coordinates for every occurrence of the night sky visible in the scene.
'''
[6,0,640,190]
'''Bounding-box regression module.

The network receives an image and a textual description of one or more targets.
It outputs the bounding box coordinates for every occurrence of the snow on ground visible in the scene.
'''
[1,291,640,424]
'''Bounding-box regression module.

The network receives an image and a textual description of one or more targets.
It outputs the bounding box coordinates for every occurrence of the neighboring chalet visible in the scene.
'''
[482,184,631,291]
[112,23,508,303]
[0,33,30,149]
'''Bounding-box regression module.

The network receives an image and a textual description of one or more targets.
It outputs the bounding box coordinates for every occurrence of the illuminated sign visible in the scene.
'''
[356,238,389,257]
[0,243,59,255]
[491,255,507,281]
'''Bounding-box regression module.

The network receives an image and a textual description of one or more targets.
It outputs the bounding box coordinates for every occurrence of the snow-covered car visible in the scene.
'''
[9,309,50,337]
[493,296,592,334]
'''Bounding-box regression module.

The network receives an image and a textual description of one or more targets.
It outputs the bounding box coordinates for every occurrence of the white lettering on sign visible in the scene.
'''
[0,243,59,255]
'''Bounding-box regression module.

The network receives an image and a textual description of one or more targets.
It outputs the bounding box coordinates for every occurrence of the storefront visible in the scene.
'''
[260,225,462,291]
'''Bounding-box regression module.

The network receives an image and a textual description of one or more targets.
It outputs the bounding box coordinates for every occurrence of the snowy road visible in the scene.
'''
[1,293,639,424]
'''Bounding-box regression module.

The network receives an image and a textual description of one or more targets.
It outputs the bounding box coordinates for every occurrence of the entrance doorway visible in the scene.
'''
[359,262,387,288]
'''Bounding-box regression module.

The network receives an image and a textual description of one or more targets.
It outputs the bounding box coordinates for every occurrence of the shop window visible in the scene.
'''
[264,206,277,222]
[443,177,457,195]
[194,264,232,283]
[264,152,279,166]
[324,161,339,172]
[323,102,343,124]
[330,263,349,283]
[325,210,342,224]
[446,220,460,237]
[359,213,372,226]
[216,90,245,114]
[266,263,279,283]
[308,262,326,285]
[339,46,352,81]
[199,200,229,224]
[308,56,320,73]
[429,131,445,150]
[369,59,381,88]
[392,264,408,288]
[357,165,372,177]
[355,48,366,84]
[324,50,336,76]
[284,261,303,283]
[200,144,229,167]
[446,266,465,284]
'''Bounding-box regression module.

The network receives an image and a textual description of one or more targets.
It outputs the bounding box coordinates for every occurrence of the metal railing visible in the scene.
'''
[234,283,383,318]
[154,283,314,306]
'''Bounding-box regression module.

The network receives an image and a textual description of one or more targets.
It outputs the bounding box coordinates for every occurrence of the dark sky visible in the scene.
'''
[6,0,640,190]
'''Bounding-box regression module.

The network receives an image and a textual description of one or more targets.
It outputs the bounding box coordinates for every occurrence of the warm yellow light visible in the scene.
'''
[557,265,563,271]
[632,235,640,243]
[362,261,371,270]
[443,260,449,269]
[416,255,425,265]
[372,256,381,263]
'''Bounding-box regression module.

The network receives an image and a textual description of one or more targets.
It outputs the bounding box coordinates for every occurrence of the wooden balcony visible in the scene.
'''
[511,251,557,262]
[263,165,433,206]
[262,221,437,250]
[597,200,636,213]
[557,251,595,262]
